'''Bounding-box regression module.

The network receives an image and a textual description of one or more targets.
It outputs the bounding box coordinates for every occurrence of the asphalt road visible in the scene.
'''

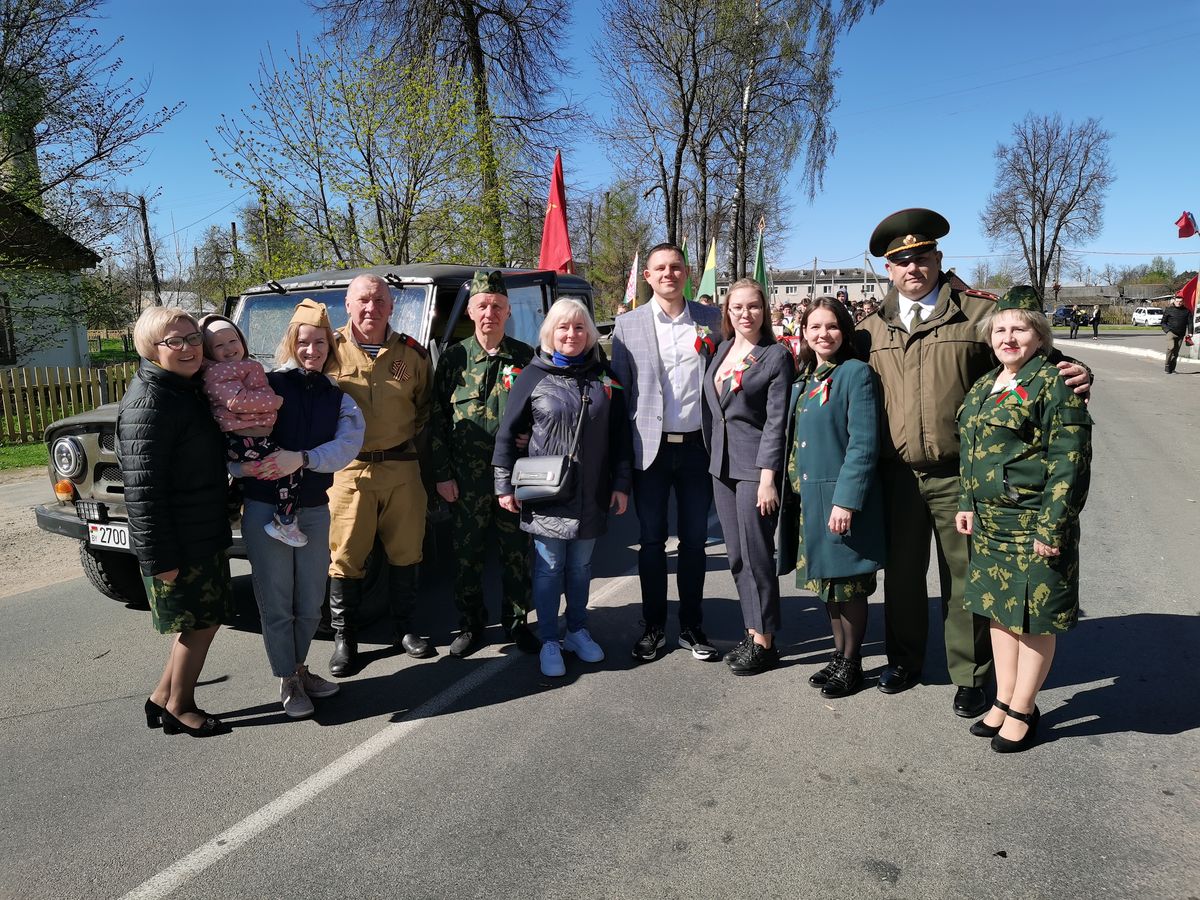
[1,345,1196,900]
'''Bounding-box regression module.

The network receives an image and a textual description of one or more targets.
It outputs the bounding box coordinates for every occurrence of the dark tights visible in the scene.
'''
[826,599,868,660]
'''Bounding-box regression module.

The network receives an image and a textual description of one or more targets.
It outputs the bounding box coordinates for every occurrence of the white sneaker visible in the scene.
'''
[563,628,605,663]
[280,674,314,718]
[540,640,566,677]
[299,666,339,698]
[264,517,308,547]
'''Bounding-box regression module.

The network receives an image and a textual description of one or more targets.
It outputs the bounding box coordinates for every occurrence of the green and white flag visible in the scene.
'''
[697,239,717,301]
[681,237,695,301]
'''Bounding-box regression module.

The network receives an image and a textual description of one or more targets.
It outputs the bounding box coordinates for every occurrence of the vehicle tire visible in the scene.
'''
[79,543,149,608]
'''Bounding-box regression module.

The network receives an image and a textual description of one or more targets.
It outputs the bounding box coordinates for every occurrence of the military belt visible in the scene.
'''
[356,441,418,463]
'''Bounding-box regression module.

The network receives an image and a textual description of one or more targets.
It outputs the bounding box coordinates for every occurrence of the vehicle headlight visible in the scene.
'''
[51,437,86,479]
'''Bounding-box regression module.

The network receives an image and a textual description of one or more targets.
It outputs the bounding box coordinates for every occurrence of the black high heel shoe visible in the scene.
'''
[991,706,1040,753]
[162,710,231,738]
[969,700,1011,738]
[145,698,165,729]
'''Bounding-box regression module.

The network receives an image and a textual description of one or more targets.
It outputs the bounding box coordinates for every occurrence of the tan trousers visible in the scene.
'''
[327,459,426,578]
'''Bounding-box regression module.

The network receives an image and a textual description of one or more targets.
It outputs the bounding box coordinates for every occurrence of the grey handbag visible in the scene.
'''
[512,381,591,503]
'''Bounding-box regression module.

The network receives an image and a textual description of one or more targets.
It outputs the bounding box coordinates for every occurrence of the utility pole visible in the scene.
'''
[138,194,162,306]
[258,186,271,267]
[230,222,239,279]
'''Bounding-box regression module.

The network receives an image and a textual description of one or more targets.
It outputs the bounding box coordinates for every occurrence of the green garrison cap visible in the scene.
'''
[469,269,507,297]
[997,285,1042,313]
[869,208,951,260]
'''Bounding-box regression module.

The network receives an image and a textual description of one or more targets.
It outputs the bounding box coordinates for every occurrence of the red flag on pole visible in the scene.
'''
[1176,274,1197,312]
[538,150,574,273]
[1175,211,1197,239]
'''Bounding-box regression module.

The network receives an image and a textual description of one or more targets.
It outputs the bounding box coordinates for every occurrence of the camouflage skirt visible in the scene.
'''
[963,505,1080,635]
[141,552,234,634]
[800,571,877,604]
[794,505,878,603]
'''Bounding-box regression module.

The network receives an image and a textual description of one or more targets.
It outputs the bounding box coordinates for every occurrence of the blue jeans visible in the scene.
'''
[532,537,596,642]
[632,437,711,629]
[242,499,330,677]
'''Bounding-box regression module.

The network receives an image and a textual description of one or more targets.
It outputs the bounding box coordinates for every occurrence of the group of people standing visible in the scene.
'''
[1064,304,1102,341]
[116,206,1094,754]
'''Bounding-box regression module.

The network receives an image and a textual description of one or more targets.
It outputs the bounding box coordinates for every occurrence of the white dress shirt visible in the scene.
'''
[651,297,703,433]
[898,287,938,330]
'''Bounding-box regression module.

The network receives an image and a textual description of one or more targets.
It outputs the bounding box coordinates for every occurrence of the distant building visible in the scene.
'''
[0,188,100,367]
[717,267,888,306]
[1056,283,1168,306]
[138,291,210,318]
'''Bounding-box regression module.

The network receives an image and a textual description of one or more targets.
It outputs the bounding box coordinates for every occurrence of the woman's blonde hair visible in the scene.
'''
[977,307,1054,353]
[275,320,340,372]
[539,297,599,353]
[132,306,199,360]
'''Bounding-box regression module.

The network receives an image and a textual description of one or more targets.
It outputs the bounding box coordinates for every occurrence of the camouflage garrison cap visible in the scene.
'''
[870,208,951,260]
[290,298,332,329]
[997,285,1043,313]
[469,269,508,297]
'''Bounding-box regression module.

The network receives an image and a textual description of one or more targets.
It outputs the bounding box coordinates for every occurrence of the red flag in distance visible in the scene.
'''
[1176,211,1197,239]
[538,150,574,273]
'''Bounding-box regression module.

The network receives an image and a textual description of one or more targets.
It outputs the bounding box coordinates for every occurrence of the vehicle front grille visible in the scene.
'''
[99,431,116,453]
[95,463,124,492]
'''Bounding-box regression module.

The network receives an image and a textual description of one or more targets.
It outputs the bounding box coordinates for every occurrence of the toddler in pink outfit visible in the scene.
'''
[199,315,306,547]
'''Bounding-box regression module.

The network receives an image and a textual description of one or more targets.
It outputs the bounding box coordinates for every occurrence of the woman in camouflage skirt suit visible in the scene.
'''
[955,287,1092,753]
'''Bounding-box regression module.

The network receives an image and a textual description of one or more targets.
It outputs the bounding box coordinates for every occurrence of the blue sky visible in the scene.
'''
[93,0,1200,281]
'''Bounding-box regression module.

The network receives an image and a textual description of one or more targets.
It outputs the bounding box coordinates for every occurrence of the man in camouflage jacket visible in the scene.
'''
[431,270,537,657]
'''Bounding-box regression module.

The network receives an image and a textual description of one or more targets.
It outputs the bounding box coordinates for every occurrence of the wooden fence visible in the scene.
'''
[0,363,137,444]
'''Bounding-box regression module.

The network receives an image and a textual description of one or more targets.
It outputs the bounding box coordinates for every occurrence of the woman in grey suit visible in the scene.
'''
[784,297,885,698]
[703,279,795,675]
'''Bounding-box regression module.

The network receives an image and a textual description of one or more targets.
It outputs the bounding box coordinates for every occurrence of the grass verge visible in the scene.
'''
[0,442,48,470]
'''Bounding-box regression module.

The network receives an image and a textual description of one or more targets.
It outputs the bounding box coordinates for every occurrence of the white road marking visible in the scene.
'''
[119,569,638,900]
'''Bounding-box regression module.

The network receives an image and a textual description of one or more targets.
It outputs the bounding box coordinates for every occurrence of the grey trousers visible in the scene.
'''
[243,499,330,677]
[712,475,781,634]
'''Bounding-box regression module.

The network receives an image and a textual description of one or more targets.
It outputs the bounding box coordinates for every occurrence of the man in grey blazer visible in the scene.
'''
[611,243,724,662]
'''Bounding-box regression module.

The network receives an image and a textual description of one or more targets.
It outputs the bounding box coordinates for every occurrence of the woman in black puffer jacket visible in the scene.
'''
[493,298,632,678]
[118,306,233,738]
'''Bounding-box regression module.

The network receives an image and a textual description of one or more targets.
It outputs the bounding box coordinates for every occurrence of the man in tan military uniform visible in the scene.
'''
[327,273,434,676]
[857,209,1090,718]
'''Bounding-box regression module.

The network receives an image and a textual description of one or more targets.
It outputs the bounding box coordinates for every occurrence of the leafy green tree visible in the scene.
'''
[0,0,182,247]
[317,0,579,263]
[583,182,653,319]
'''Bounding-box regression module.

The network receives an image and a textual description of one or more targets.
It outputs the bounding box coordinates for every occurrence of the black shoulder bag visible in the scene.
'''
[511,380,591,504]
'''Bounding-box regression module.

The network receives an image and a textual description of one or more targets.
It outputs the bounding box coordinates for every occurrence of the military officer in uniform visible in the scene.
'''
[431,270,539,657]
[327,273,434,676]
[956,286,1092,752]
[856,209,1091,718]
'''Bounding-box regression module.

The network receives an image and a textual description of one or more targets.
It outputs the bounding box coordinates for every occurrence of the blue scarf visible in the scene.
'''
[551,349,589,367]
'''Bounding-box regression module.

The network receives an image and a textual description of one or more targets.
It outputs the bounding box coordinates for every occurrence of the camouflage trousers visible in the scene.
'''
[451,481,531,631]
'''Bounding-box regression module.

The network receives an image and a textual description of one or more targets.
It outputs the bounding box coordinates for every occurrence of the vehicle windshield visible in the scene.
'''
[236,286,429,364]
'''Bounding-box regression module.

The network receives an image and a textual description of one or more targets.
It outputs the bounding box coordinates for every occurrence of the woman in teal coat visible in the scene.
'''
[784,297,885,697]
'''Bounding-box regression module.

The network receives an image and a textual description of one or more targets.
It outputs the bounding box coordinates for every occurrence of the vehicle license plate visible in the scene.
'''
[88,522,130,550]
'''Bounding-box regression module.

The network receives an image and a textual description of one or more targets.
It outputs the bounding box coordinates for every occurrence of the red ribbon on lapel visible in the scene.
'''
[994,384,1029,405]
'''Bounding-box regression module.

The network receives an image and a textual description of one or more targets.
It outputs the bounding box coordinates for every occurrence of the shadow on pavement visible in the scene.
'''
[1042,612,1200,739]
